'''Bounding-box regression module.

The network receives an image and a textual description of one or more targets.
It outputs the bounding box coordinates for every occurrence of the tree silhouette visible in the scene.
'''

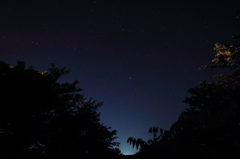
[0,61,120,157]
[166,11,240,155]
[127,137,146,151]
[127,11,240,156]
[127,126,167,154]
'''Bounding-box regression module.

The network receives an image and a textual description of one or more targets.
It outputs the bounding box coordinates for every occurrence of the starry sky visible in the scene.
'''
[1,0,240,155]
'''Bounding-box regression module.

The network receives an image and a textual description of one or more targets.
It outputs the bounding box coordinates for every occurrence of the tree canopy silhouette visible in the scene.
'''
[0,61,120,157]
[127,11,240,156]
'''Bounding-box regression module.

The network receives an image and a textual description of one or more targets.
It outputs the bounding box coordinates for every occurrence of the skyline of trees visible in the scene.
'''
[0,61,120,157]
[127,11,240,156]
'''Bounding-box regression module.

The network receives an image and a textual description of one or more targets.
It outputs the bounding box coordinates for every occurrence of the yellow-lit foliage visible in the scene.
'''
[211,43,240,69]
[41,71,49,76]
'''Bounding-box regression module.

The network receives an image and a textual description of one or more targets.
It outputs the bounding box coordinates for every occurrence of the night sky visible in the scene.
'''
[1,0,240,155]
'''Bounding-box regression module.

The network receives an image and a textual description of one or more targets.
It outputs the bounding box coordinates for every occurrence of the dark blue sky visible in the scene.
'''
[1,0,240,155]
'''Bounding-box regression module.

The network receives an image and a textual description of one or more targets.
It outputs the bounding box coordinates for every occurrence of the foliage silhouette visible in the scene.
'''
[127,11,240,156]
[127,126,168,153]
[0,61,120,157]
